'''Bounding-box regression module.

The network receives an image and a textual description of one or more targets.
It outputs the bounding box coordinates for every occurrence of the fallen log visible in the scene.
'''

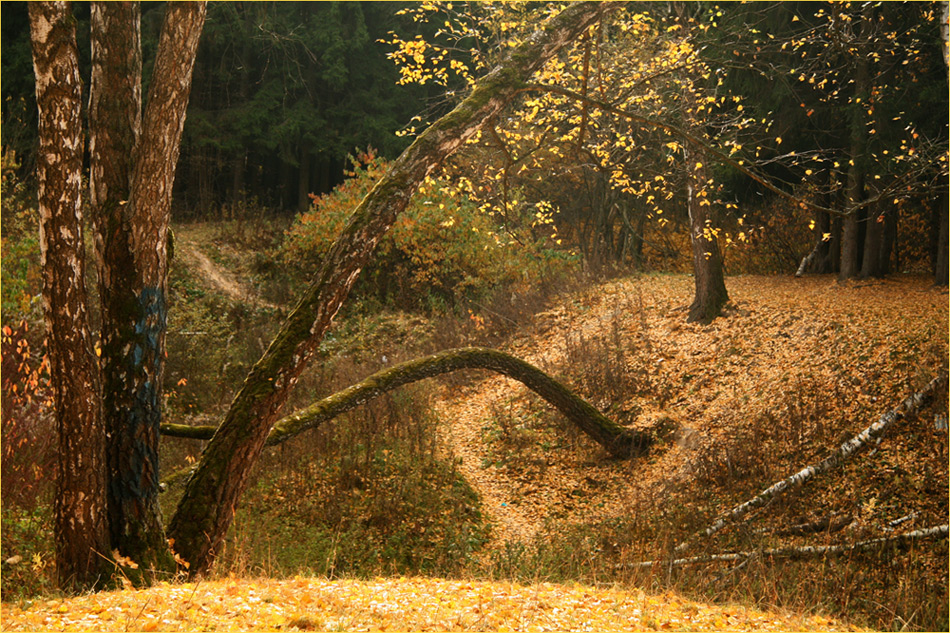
[161,347,651,458]
[674,373,944,553]
[753,514,853,538]
[628,524,948,569]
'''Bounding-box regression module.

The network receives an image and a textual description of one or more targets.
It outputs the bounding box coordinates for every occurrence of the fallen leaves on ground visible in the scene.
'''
[436,273,947,550]
[0,575,860,631]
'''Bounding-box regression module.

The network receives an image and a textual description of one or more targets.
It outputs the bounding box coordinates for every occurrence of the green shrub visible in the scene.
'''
[281,149,577,312]
[1,151,41,321]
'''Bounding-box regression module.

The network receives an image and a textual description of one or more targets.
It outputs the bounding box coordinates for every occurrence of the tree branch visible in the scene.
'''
[162,347,650,458]
[521,83,919,219]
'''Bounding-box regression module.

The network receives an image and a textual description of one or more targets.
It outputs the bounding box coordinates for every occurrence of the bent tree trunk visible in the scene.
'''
[161,347,652,457]
[30,1,112,590]
[167,1,619,576]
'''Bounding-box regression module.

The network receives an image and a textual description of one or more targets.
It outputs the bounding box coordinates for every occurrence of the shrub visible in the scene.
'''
[281,149,578,312]
[1,151,42,321]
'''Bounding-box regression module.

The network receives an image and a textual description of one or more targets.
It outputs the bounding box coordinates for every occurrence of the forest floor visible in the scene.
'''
[3,225,945,631]
[0,575,858,631]
[435,273,948,554]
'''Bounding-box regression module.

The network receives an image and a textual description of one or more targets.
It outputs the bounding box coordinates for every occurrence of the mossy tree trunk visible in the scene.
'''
[29,1,112,591]
[167,1,619,576]
[161,347,653,458]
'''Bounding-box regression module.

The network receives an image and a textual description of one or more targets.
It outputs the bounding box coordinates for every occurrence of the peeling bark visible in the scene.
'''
[160,347,651,456]
[675,374,944,553]
[29,0,111,591]
[167,1,620,576]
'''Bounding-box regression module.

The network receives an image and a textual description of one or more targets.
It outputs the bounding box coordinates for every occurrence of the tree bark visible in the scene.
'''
[936,199,948,286]
[167,1,618,576]
[29,0,112,591]
[93,1,206,576]
[684,146,728,323]
[161,347,651,456]
[860,203,886,279]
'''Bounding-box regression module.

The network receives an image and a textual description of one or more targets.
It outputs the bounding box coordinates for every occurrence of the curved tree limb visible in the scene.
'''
[628,524,948,569]
[161,347,651,458]
[674,373,945,554]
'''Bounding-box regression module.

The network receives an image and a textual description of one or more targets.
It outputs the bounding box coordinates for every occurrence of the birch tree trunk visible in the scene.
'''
[29,1,112,591]
[167,0,618,575]
[92,1,206,575]
[675,374,943,553]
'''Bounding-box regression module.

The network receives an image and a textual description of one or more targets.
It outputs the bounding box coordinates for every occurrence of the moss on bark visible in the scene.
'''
[163,347,652,458]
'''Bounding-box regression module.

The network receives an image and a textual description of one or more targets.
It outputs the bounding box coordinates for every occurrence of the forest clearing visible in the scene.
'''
[2,1,948,631]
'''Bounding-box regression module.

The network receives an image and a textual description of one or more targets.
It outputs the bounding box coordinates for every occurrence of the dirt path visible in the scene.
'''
[175,231,279,310]
[434,273,948,555]
[433,283,647,549]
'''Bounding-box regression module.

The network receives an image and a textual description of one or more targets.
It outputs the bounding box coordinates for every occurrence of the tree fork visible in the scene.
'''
[161,347,652,457]
[166,1,622,576]
[92,1,206,580]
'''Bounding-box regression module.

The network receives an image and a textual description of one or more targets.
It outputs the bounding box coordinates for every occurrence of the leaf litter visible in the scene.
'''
[435,273,947,550]
[0,575,859,631]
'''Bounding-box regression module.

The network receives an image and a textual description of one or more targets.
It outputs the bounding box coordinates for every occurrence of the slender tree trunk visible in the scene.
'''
[93,1,206,575]
[936,201,949,286]
[880,207,897,275]
[167,1,617,576]
[860,203,885,278]
[30,1,112,591]
[839,18,871,281]
[684,147,728,323]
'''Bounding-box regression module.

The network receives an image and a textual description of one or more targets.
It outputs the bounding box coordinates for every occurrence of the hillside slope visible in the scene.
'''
[435,274,948,554]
